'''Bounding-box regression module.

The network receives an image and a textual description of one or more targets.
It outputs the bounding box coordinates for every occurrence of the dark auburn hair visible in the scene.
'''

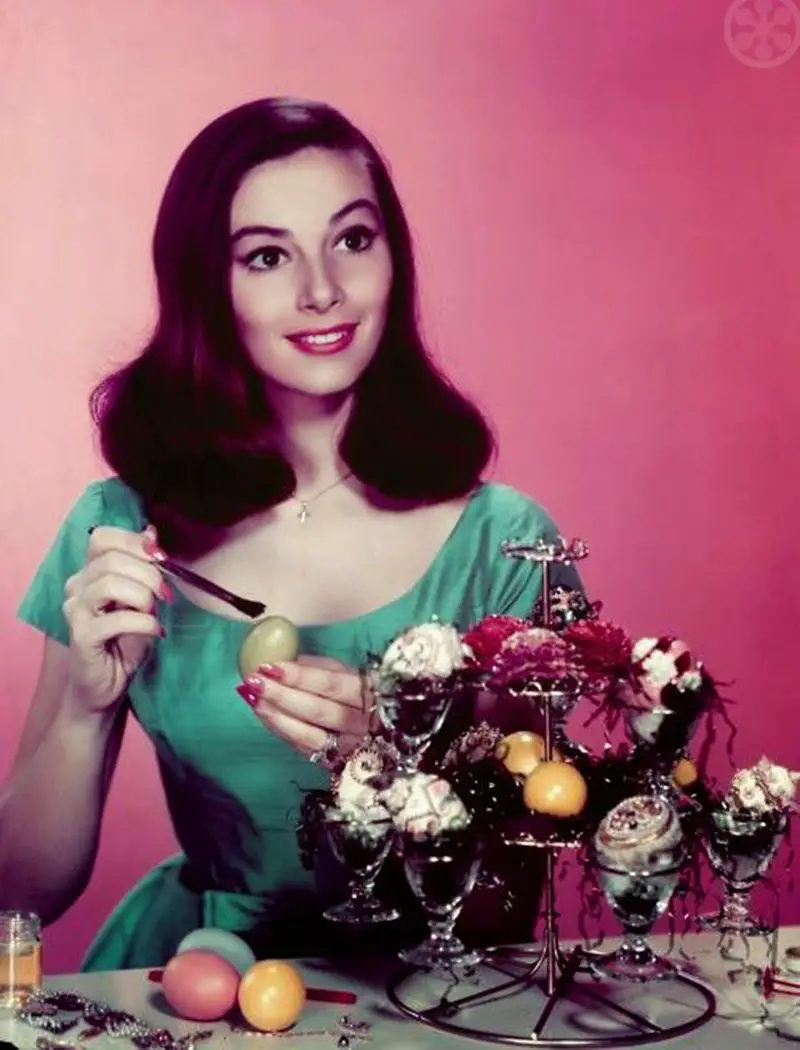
[91,97,495,555]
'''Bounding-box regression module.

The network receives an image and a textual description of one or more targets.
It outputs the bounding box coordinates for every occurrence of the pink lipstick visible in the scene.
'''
[285,323,357,355]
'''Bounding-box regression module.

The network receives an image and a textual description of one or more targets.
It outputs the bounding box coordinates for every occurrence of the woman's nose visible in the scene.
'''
[297,258,344,313]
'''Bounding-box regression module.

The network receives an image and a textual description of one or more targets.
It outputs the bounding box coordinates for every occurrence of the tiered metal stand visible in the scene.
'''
[386,538,716,1046]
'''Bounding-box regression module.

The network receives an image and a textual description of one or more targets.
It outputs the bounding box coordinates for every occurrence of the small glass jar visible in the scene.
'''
[0,911,42,1006]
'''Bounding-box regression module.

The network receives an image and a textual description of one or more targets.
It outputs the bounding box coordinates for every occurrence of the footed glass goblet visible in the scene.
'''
[370,673,454,775]
[700,807,786,936]
[322,810,400,925]
[399,828,483,970]
[594,850,685,982]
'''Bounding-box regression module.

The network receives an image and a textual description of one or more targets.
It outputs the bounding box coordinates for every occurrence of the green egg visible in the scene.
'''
[238,615,301,677]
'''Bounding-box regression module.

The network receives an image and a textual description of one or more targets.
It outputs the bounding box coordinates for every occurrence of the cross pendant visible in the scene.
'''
[297,501,310,524]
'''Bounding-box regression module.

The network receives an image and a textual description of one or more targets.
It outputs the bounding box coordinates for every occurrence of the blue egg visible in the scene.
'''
[176,928,256,975]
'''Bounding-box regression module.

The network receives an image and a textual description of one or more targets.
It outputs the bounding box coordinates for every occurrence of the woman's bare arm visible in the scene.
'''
[0,638,128,924]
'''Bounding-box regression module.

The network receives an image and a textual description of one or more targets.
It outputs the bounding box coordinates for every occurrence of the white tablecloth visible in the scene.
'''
[2,928,800,1048]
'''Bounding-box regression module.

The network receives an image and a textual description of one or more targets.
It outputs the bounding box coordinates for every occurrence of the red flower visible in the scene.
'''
[463,614,529,668]
[489,629,586,688]
[563,620,634,687]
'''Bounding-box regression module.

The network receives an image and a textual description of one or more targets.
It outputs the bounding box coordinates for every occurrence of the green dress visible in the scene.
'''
[18,478,580,971]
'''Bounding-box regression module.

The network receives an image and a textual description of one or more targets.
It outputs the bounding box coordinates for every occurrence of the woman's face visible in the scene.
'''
[229,147,393,401]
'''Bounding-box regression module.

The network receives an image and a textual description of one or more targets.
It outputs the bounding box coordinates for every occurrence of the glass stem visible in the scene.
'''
[721,887,752,928]
[428,915,457,943]
[620,931,653,963]
[352,872,377,898]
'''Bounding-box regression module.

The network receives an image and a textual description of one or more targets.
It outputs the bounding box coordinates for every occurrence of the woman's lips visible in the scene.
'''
[285,323,358,354]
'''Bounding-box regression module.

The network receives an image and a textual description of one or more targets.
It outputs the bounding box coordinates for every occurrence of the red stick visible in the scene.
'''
[146,968,356,1004]
[306,988,358,1005]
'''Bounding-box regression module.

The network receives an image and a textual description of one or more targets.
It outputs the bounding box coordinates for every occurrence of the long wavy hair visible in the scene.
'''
[91,97,495,555]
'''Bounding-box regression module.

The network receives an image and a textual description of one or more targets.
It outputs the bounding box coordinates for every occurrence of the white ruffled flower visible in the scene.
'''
[381,622,471,680]
[639,649,678,691]
[631,637,659,662]
[676,669,703,691]
[381,772,470,839]
[756,756,799,808]
[729,756,799,814]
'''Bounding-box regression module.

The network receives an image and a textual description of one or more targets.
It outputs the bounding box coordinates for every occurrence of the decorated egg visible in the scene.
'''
[238,616,300,677]
[523,761,587,818]
[238,960,306,1032]
[673,757,698,789]
[161,949,240,1021]
[595,795,682,873]
[496,731,562,778]
[176,928,256,975]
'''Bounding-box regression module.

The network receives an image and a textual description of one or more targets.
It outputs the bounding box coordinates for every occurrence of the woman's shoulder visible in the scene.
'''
[66,476,146,532]
[468,481,560,536]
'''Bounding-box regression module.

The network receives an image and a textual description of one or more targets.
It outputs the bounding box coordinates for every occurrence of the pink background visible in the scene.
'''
[2,0,799,973]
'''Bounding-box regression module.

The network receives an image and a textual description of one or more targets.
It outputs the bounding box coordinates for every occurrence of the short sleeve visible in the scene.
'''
[483,485,584,618]
[17,478,146,646]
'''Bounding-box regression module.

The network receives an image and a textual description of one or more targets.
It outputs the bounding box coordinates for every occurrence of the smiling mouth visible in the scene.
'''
[285,323,358,354]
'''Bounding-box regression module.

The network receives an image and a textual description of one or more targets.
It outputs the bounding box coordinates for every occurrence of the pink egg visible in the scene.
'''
[161,949,240,1021]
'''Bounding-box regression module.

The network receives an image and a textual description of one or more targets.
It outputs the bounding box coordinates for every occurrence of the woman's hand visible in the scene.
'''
[62,524,168,715]
[238,656,371,768]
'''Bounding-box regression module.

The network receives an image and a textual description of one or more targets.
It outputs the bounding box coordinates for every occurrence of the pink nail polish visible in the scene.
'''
[245,675,265,694]
[143,537,167,562]
[257,664,284,681]
[159,580,174,603]
[235,684,259,707]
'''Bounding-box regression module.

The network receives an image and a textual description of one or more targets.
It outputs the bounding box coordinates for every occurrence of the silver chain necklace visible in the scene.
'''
[294,471,354,523]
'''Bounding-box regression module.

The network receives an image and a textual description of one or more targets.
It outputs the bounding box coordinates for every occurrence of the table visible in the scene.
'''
[2,929,800,1049]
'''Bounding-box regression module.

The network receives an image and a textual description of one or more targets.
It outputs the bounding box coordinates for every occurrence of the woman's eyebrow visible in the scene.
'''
[231,197,380,244]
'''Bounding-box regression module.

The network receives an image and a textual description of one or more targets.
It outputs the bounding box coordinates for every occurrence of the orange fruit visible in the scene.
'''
[673,757,698,789]
[523,761,587,818]
[496,731,562,778]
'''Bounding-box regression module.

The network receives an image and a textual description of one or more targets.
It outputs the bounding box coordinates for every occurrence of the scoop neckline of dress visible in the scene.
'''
[168,482,489,634]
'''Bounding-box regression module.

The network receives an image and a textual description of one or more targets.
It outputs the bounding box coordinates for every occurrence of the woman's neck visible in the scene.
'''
[271,388,353,493]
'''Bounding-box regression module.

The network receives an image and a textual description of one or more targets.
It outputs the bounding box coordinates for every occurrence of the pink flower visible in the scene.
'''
[462,614,529,668]
[489,628,585,688]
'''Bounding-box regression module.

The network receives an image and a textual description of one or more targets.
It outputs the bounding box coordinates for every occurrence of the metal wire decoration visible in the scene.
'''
[386,535,717,1046]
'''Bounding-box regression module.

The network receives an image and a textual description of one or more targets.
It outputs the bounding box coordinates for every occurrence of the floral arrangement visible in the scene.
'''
[297,581,797,951]
[300,599,730,858]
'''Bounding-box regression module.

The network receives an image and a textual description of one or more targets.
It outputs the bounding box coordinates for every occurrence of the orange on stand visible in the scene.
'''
[523,761,587,818]
[673,757,698,789]
[496,731,562,778]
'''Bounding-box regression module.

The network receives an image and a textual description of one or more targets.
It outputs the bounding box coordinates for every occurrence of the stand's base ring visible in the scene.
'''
[385,953,716,1048]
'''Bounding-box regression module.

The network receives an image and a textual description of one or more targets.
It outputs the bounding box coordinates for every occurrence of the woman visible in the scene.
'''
[2,98,580,970]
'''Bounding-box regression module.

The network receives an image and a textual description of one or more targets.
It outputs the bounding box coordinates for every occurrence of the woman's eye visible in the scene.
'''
[242,247,285,271]
[336,225,377,253]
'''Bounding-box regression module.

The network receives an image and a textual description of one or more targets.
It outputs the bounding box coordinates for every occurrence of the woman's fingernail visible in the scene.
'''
[143,537,167,562]
[257,663,284,681]
[235,684,259,707]
[159,580,174,603]
[245,675,265,695]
